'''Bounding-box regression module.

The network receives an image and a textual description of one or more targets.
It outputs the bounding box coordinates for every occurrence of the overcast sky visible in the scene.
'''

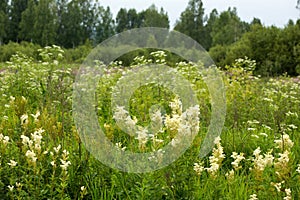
[99,0,300,28]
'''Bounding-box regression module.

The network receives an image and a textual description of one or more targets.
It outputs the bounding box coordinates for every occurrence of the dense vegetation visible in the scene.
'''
[0,45,299,199]
[0,0,300,76]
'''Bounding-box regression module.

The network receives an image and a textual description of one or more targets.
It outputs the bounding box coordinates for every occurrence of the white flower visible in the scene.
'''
[25,150,37,163]
[21,135,31,146]
[7,185,14,191]
[51,161,56,167]
[54,144,61,153]
[194,162,204,176]
[274,134,294,150]
[249,194,258,200]
[225,169,235,180]
[60,159,71,171]
[30,111,40,122]
[296,164,300,174]
[284,188,292,200]
[20,114,29,125]
[15,182,22,188]
[3,136,9,144]
[271,181,284,192]
[81,186,86,191]
[231,152,245,170]
[7,160,17,167]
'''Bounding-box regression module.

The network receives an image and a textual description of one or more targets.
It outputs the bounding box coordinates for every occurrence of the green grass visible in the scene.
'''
[0,46,299,199]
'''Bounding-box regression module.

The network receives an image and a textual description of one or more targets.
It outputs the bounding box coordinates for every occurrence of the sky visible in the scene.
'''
[99,0,300,28]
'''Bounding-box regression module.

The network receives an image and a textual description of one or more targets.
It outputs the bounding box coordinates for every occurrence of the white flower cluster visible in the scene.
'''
[20,128,44,164]
[50,144,71,172]
[274,134,294,151]
[250,147,274,174]
[231,152,245,170]
[0,134,10,145]
[205,136,225,178]
[193,162,204,176]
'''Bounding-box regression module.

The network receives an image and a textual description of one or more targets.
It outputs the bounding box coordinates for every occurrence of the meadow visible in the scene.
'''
[0,45,300,199]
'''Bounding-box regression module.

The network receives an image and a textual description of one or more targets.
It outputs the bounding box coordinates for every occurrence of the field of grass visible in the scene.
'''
[0,45,299,199]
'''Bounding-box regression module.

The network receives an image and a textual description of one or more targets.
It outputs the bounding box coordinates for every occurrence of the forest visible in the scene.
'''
[1,0,300,76]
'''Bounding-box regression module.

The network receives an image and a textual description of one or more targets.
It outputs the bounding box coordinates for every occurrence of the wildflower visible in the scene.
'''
[136,128,149,148]
[225,169,235,180]
[259,133,268,137]
[7,160,17,167]
[25,150,37,163]
[274,150,290,179]
[194,162,204,176]
[274,134,294,151]
[30,111,40,122]
[60,159,71,171]
[296,164,300,174]
[15,182,22,188]
[7,185,14,192]
[231,152,245,170]
[250,148,274,177]
[249,194,258,200]
[170,138,180,147]
[20,114,29,126]
[206,136,225,178]
[51,161,56,167]
[3,136,9,145]
[284,188,292,200]
[115,142,126,151]
[54,144,61,153]
[271,181,284,192]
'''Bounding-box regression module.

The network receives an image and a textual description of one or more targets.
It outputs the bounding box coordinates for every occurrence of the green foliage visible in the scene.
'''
[1,47,300,199]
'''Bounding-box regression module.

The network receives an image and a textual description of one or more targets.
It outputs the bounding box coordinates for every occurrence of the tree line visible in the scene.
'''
[0,0,300,76]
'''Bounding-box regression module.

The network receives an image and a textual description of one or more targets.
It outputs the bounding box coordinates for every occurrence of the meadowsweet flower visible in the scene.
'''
[136,128,149,148]
[274,134,294,150]
[271,181,284,192]
[249,194,258,200]
[60,159,71,171]
[15,182,22,188]
[296,164,300,174]
[231,152,245,170]
[165,114,181,132]
[25,150,37,163]
[206,136,225,178]
[54,144,61,153]
[225,169,235,180]
[7,185,14,191]
[30,111,40,122]
[21,135,30,146]
[20,114,29,126]
[275,150,290,179]
[7,160,17,167]
[3,136,9,145]
[284,188,292,200]
[250,148,274,178]
[115,142,126,151]
[51,161,56,167]
[194,162,204,176]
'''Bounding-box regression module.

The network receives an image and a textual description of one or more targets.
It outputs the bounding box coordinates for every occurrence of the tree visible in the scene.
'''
[203,8,218,50]
[174,0,206,46]
[140,5,169,28]
[33,0,57,46]
[211,7,249,46]
[0,0,9,45]
[116,8,128,33]
[19,0,37,42]
[95,6,115,43]
[8,0,29,42]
